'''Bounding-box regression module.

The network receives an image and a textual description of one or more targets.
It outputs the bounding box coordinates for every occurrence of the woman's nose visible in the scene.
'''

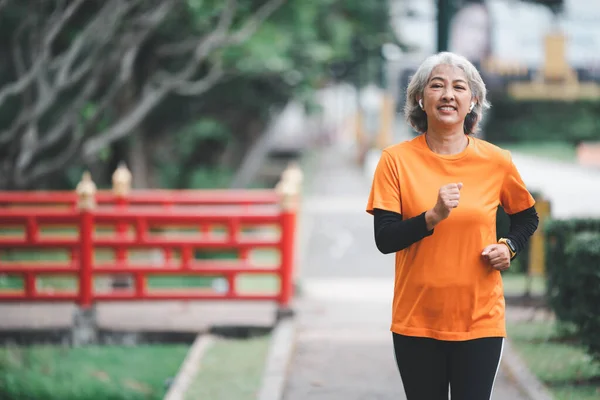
[441,89,455,100]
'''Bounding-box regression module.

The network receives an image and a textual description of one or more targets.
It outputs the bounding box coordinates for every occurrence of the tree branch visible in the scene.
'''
[194,0,237,61]
[227,0,285,45]
[82,84,169,159]
[82,0,283,159]
[120,0,176,82]
[0,20,44,110]
[55,0,130,87]
[18,123,84,188]
[0,0,9,14]
[11,16,33,78]
[44,0,86,52]
[21,74,101,167]
[23,0,173,167]
[174,59,224,96]
[2,0,287,187]
[80,1,178,159]
[0,108,29,146]
[156,37,202,57]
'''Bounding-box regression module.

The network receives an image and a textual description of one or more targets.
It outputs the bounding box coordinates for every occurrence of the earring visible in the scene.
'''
[469,102,475,112]
[419,99,424,109]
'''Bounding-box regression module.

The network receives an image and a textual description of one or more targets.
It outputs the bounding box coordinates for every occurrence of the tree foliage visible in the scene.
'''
[0,0,392,189]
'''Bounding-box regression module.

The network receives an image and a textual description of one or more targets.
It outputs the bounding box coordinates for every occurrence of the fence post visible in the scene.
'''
[279,162,303,291]
[112,162,132,289]
[275,163,302,319]
[73,171,98,346]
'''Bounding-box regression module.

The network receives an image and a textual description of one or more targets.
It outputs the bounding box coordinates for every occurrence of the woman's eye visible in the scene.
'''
[455,86,465,90]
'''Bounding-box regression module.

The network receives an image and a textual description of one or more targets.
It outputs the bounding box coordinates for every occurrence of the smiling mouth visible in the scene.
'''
[438,106,456,111]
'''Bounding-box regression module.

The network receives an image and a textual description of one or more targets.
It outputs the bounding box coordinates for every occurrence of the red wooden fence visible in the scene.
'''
[0,163,302,311]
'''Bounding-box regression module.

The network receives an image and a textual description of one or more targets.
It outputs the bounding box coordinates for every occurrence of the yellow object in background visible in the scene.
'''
[529,195,551,277]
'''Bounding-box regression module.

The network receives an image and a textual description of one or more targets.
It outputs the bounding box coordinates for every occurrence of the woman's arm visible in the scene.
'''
[373,208,434,254]
[505,206,539,256]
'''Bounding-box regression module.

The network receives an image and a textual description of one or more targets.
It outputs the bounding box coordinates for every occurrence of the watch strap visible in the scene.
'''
[498,238,516,259]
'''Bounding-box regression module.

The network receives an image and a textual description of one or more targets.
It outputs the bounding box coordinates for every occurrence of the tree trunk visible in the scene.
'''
[128,130,150,189]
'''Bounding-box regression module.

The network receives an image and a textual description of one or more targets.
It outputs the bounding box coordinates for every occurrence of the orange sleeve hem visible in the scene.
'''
[366,200,401,215]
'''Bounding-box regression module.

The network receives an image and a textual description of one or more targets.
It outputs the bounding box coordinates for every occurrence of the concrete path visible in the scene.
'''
[0,301,276,333]
[282,145,526,400]
[511,152,600,219]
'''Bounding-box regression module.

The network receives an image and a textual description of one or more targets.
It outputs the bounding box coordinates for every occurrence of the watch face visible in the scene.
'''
[506,239,516,252]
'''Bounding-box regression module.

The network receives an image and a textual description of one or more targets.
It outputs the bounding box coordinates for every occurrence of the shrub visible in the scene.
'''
[484,98,600,144]
[563,231,600,361]
[545,219,600,361]
[545,219,600,323]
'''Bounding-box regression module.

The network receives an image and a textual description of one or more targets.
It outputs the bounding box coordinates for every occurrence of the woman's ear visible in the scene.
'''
[469,98,479,112]
[418,99,424,110]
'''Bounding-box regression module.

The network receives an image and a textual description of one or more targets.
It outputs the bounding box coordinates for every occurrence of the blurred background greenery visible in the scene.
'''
[0,0,393,191]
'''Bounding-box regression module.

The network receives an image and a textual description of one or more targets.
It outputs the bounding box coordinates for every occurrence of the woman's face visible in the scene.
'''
[420,64,473,131]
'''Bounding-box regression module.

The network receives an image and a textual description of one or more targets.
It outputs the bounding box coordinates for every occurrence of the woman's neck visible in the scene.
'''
[425,127,468,155]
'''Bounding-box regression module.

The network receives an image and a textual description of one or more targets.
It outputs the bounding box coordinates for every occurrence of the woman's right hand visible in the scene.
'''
[425,182,463,230]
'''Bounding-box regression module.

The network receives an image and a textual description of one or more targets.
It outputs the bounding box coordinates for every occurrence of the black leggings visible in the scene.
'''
[393,333,504,400]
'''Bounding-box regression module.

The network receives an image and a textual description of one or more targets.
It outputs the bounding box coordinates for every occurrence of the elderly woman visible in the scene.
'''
[366,52,539,399]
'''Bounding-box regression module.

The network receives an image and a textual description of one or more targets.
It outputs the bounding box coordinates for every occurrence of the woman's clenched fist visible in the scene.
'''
[425,183,463,230]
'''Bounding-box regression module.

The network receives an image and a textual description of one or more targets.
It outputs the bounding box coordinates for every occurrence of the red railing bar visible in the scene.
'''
[93,292,278,301]
[26,217,38,241]
[79,210,93,308]
[0,292,278,302]
[0,192,77,203]
[91,237,280,247]
[90,266,279,275]
[278,208,296,308]
[0,181,296,308]
[0,216,79,225]
[0,266,78,273]
[0,208,79,215]
[134,271,146,297]
[94,211,281,223]
[0,210,281,224]
[181,247,192,269]
[0,190,279,205]
[24,272,36,297]
[0,239,78,247]
[92,259,277,269]
[0,266,279,275]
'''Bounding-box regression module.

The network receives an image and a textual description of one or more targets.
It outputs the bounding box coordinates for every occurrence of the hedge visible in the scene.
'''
[483,98,600,144]
[545,218,600,361]
[564,231,600,360]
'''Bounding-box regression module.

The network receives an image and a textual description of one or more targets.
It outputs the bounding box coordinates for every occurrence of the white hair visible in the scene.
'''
[404,52,491,135]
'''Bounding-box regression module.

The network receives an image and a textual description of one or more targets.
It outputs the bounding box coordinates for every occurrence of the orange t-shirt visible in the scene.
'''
[366,134,535,341]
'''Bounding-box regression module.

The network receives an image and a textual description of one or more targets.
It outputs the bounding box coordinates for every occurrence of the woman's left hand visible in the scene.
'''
[481,244,511,271]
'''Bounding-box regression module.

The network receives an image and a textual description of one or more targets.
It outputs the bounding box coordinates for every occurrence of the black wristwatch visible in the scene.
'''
[498,238,516,259]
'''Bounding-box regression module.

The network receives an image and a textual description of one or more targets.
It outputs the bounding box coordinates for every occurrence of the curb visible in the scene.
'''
[163,334,214,400]
[501,338,554,400]
[257,316,297,400]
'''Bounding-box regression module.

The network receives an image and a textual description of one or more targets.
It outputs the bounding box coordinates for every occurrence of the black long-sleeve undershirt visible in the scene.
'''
[373,206,539,256]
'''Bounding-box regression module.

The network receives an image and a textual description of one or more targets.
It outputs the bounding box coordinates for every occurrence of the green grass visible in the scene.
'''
[498,141,577,163]
[0,344,189,400]
[502,273,546,297]
[185,334,271,400]
[507,320,600,400]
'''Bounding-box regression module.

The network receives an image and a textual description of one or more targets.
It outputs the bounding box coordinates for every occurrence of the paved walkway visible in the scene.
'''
[510,152,600,219]
[283,145,526,400]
